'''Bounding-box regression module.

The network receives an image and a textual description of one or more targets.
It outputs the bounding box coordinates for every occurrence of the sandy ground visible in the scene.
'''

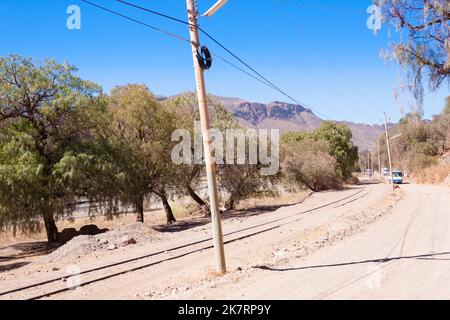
[0,191,308,270]
[180,183,450,300]
[0,178,409,300]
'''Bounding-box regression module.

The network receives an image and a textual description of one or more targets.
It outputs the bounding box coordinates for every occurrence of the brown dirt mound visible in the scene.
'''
[42,223,155,263]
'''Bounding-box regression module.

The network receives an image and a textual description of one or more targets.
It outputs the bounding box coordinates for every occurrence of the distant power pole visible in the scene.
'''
[186,0,226,274]
[370,152,373,174]
[384,113,394,191]
[377,139,381,182]
[366,153,370,177]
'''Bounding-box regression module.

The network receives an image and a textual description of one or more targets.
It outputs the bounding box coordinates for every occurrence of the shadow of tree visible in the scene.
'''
[0,261,30,273]
[155,199,307,233]
[0,241,55,259]
[0,224,109,268]
[0,241,55,273]
[153,218,210,233]
[57,224,108,243]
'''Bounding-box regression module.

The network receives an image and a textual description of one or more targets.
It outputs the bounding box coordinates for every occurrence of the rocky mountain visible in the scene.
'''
[161,93,386,150]
[214,96,384,150]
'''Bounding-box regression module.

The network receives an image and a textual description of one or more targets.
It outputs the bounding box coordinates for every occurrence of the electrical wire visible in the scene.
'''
[80,0,191,43]
[116,0,192,26]
[212,53,280,90]
[79,1,274,88]
[81,0,375,148]
[272,0,383,117]
[115,0,305,107]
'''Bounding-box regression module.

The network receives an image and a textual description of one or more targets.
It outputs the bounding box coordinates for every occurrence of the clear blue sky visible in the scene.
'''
[0,0,448,124]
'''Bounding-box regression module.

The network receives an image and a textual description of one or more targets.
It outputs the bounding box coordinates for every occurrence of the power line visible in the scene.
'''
[213,53,279,90]
[116,0,192,26]
[79,1,275,89]
[80,0,191,43]
[273,0,383,117]
[114,0,364,122]
[81,0,372,145]
[114,0,306,108]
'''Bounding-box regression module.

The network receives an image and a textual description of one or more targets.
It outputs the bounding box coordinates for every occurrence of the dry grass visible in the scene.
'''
[234,191,310,211]
[0,191,310,248]
[0,210,167,248]
[171,203,201,219]
[414,163,450,185]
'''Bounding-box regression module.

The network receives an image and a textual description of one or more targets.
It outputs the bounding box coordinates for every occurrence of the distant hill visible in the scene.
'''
[214,96,386,150]
[160,94,389,150]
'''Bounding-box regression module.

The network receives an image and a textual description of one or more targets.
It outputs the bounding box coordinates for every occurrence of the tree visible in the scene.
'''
[107,84,177,224]
[0,55,115,243]
[281,138,343,192]
[377,108,447,172]
[445,96,450,114]
[429,96,450,150]
[162,93,239,214]
[313,122,359,180]
[377,0,450,100]
[219,163,276,210]
[280,131,311,145]
[358,149,372,172]
[281,122,358,180]
[161,93,208,211]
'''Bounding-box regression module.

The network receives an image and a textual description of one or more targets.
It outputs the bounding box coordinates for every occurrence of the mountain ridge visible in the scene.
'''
[160,93,389,150]
[213,96,386,150]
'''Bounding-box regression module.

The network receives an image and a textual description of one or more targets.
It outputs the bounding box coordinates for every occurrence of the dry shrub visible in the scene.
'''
[235,191,309,211]
[407,152,437,172]
[414,163,450,185]
[282,139,343,192]
[346,173,360,185]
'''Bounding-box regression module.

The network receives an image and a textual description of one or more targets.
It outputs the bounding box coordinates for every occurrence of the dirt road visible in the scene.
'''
[181,183,450,299]
[2,181,448,299]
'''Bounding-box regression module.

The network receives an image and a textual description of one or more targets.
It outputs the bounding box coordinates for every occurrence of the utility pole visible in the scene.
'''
[366,153,370,177]
[377,139,381,182]
[384,113,394,191]
[186,0,226,274]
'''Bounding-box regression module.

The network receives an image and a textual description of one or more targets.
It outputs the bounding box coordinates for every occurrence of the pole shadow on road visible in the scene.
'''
[253,251,450,272]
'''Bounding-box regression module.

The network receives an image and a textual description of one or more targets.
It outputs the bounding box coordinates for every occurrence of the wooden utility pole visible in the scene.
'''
[186,0,226,274]
[366,154,369,173]
[384,113,394,191]
[377,139,382,182]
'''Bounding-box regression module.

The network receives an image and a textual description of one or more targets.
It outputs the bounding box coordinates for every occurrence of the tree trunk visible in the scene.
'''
[186,184,210,216]
[224,198,235,211]
[186,184,206,206]
[136,197,145,223]
[160,194,176,225]
[43,212,58,244]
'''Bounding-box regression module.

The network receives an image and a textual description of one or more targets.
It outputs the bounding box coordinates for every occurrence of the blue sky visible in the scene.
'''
[0,0,448,124]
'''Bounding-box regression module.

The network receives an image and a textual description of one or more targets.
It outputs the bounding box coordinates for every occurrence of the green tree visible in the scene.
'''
[314,122,359,180]
[107,84,177,224]
[219,162,277,210]
[161,93,208,210]
[163,93,242,214]
[280,122,358,186]
[0,55,116,243]
[281,138,343,192]
[280,131,311,145]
